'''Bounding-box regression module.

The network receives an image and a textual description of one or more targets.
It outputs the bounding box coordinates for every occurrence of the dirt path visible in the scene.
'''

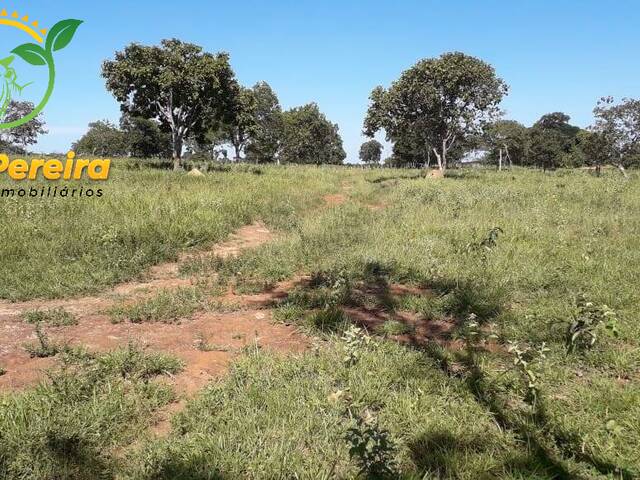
[0,223,309,392]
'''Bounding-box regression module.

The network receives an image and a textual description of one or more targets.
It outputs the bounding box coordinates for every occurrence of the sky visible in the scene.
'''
[3,0,640,162]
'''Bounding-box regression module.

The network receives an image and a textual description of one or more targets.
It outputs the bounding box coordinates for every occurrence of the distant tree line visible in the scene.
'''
[361,52,640,173]
[480,102,640,173]
[6,38,637,173]
[75,39,345,169]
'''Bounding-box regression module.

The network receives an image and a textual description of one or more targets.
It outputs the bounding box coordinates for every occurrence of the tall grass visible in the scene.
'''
[0,163,357,300]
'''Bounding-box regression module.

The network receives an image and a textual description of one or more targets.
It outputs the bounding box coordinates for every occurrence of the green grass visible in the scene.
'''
[178,166,640,476]
[108,287,207,324]
[376,319,414,336]
[0,162,345,300]
[23,307,78,326]
[2,164,640,478]
[0,345,182,479]
[127,338,552,480]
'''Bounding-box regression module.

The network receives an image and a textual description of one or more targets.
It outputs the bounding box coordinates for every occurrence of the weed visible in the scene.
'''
[23,323,62,358]
[507,341,550,405]
[466,226,504,263]
[194,333,230,352]
[272,303,306,324]
[23,307,78,326]
[309,307,348,332]
[342,325,371,366]
[566,294,619,352]
[345,407,397,479]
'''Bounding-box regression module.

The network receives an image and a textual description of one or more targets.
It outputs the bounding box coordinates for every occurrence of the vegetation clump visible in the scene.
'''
[23,307,78,327]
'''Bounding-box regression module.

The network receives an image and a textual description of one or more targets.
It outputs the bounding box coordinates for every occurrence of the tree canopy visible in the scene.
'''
[121,115,172,158]
[245,82,283,164]
[528,112,581,170]
[591,97,640,169]
[483,120,528,168]
[102,39,238,169]
[280,103,345,165]
[359,139,383,164]
[364,52,508,171]
[72,120,128,157]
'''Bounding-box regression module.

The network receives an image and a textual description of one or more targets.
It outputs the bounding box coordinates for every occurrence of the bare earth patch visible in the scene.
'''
[323,193,346,206]
[0,223,308,393]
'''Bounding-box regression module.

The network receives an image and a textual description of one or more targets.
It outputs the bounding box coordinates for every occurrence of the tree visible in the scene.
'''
[102,39,238,170]
[120,115,171,158]
[528,112,581,170]
[483,120,528,169]
[0,101,47,152]
[72,120,128,156]
[576,130,611,175]
[359,139,383,165]
[591,97,640,174]
[280,103,346,165]
[246,82,283,163]
[214,86,256,161]
[364,52,508,172]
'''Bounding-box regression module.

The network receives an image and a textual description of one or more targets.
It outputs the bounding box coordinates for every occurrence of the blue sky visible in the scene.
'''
[3,0,640,162]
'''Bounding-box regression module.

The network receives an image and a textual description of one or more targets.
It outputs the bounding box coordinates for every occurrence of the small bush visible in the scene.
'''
[272,304,307,324]
[95,343,184,379]
[345,407,397,478]
[566,294,619,352]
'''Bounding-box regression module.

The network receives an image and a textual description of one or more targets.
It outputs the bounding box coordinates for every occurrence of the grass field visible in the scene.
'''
[1,163,639,479]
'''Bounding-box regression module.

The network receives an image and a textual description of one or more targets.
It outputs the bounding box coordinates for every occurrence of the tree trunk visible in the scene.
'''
[432,148,443,171]
[616,163,629,179]
[504,145,513,169]
[172,131,183,171]
[498,148,503,171]
[233,142,241,162]
[441,144,447,171]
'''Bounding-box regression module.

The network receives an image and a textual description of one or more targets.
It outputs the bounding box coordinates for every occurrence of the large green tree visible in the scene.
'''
[364,52,508,172]
[528,112,581,170]
[102,39,237,170]
[280,103,346,165]
[212,86,257,161]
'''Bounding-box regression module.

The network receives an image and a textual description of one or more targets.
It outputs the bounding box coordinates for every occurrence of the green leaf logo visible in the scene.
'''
[11,43,48,66]
[45,19,83,53]
[0,16,83,130]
